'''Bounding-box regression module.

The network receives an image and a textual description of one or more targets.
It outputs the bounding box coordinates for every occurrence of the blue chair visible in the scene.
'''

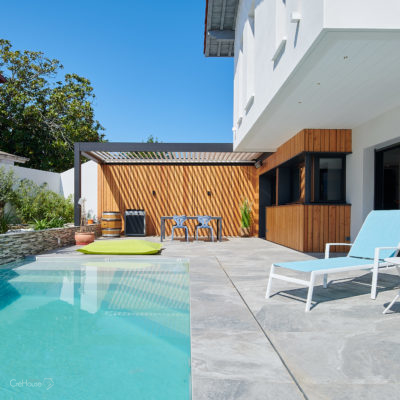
[171,215,188,242]
[265,210,400,312]
[196,216,214,242]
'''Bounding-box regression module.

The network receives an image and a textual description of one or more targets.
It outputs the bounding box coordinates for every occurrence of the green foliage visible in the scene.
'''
[32,216,66,231]
[14,180,74,224]
[0,167,16,217]
[0,211,17,234]
[146,134,160,143]
[0,39,105,172]
[240,198,252,228]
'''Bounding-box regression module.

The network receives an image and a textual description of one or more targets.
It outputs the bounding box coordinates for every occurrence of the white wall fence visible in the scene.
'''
[0,161,98,221]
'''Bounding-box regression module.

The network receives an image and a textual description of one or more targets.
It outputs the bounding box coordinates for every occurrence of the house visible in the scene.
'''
[204,0,400,249]
[0,151,29,166]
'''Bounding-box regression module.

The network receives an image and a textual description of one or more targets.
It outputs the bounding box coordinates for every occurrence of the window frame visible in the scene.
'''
[311,153,347,204]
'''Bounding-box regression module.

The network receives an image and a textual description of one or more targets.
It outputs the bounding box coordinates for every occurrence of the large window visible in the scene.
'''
[375,144,400,210]
[312,156,346,203]
[277,155,305,205]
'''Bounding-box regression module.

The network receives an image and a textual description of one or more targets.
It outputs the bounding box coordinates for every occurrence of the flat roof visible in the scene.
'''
[204,0,239,57]
[76,142,264,165]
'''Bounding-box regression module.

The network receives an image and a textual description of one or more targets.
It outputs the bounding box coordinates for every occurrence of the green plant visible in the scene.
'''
[0,211,17,234]
[0,167,16,218]
[14,180,74,224]
[32,217,66,231]
[240,198,252,229]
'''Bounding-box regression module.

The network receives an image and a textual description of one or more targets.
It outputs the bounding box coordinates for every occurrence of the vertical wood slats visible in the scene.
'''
[98,164,258,237]
[258,129,352,175]
[266,204,351,252]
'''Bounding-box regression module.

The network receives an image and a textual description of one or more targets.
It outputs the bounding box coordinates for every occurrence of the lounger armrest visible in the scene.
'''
[325,243,352,259]
[373,246,400,264]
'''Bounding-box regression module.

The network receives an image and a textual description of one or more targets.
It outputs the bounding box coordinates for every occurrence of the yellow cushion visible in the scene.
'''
[77,239,162,255]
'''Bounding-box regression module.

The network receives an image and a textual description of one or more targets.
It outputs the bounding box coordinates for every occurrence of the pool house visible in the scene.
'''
[74,132,352,253]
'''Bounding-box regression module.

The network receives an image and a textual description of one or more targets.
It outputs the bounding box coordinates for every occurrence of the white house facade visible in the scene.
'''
[204,0,400,243]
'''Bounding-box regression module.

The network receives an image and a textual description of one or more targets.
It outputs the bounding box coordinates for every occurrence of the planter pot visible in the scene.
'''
[239,227,251,237]
[87,219,94,225]
[75,231,95,245]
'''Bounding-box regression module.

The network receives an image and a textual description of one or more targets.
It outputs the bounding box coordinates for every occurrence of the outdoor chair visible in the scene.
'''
[265,210,400,312]
[195,216,214,242]
[171,215,189,242]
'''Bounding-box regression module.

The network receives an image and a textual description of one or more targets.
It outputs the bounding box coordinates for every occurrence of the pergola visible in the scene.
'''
[74,142,267,226]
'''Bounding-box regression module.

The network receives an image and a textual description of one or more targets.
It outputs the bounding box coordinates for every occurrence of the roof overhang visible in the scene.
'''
[204,0,239,57]
[76,142,265,165]
[0,151,29,164]
[0,74,6,84]
[235,29,400,151]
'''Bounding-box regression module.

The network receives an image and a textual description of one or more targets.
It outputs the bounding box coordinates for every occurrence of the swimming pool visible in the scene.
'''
[0,257,191,399]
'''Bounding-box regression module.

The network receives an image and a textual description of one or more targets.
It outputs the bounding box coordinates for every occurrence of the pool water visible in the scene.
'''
[0,257,191,400]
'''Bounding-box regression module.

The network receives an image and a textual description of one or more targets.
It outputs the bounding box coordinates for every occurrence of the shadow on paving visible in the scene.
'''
[269,272,400,311]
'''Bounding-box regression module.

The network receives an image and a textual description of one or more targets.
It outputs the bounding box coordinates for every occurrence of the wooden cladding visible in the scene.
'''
[266,204,351,253]
[98,164,258,237]
[259,129,352,175]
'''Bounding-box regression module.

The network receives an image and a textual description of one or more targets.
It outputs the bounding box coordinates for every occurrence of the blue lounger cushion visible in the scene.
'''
[274,257,374,273]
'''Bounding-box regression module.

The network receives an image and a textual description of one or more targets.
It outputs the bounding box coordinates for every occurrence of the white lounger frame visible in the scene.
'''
[265,243,400,312]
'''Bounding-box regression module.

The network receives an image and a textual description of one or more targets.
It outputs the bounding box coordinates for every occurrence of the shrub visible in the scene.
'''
[240,198,252,228]
[0,167,16,218]
[32,217,66,231]
[14,180,74,224]
[0,211,17,234]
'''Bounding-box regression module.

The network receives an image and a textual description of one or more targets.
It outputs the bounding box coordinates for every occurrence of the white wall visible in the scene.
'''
[61,161,98,220]
[1,161,98,221]
[233,0,400,150]
[347,106,400,239]
[233,0,324,145]
[1,164,62,194]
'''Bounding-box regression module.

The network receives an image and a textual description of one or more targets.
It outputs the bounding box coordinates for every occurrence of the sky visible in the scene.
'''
[0,0,233,143]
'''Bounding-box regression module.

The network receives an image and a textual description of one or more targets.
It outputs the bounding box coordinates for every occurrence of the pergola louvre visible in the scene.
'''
[74,142,267,226]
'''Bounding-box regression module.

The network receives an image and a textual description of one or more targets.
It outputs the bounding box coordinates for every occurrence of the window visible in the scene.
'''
[312,156,345,203]
[277,155,305,205]
[375,143,400,210]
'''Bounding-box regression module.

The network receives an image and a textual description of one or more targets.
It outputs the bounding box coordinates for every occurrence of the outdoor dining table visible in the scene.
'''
[160,216,222,242]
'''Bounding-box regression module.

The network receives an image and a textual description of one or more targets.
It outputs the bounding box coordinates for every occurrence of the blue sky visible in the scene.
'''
[0,0,233,143]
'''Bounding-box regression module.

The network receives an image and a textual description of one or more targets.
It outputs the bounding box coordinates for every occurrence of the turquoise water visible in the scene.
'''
[0,257,191,400]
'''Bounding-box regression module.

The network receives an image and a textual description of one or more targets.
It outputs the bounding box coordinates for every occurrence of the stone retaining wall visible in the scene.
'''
[0,224,101,265]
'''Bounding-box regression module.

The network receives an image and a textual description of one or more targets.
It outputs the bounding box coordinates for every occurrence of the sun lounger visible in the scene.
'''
[265,210,400,311]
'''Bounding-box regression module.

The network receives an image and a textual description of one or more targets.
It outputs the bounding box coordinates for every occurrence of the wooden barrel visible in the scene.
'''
[101,211,122,237]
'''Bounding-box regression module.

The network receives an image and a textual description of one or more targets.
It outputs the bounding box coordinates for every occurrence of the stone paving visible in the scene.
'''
[39,237,400,400]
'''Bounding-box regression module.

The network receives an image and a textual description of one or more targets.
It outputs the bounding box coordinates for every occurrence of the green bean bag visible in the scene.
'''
[77,239,162,255]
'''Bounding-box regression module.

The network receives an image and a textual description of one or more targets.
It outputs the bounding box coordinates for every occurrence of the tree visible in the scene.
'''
[0,39,105,172]
[146,134,160,143]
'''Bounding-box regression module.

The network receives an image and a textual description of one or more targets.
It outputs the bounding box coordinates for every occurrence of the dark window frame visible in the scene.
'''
[375,142,400,210]
[311,153,347,204]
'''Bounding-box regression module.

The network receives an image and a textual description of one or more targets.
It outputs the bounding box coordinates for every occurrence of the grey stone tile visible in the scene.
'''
[192,331,293,382]
[269,331,400,384]
[192,378,304,400]
[303,383,400,400]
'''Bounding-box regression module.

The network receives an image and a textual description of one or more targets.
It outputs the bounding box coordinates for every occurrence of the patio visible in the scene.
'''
[41,237,400,400]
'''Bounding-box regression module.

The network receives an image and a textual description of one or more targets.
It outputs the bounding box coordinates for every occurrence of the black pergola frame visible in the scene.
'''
[74,142,267,226]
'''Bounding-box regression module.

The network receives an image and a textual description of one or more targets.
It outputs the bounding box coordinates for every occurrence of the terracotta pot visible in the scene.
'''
[239,227,251,237]
[75,231,95,245]
[87,219,94,225]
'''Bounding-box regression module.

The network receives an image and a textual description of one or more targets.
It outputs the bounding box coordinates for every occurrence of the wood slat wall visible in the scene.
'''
[258,129,352,175]
[98,164,258,237]
[266,204,351,252]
